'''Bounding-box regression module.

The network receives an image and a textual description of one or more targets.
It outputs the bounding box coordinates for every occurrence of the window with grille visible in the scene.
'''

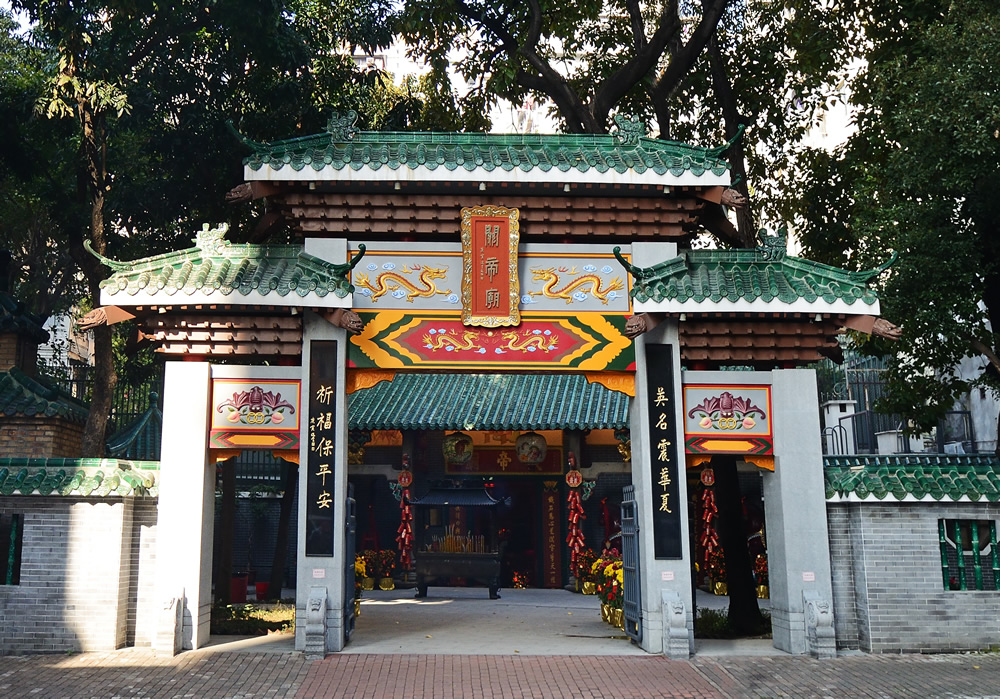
[0,513,23,585]
[939,519,999,591]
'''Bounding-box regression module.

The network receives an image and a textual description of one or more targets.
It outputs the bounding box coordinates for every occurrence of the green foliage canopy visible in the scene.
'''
[790,0,1000,432]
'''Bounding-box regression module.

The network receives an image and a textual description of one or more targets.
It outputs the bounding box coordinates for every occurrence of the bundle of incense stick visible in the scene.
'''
[429,525,488,553]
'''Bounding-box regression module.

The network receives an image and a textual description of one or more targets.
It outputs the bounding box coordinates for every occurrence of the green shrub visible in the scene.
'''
[695,607,772,639]
[210,602,295,635]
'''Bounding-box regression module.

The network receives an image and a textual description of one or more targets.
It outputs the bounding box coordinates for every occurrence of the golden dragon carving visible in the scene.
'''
[501,331,558,352]
[422,330,482,352]
[528,267,624,305]
[355,265,451,302]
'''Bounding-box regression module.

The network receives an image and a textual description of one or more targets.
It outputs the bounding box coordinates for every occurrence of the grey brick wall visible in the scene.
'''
[127,499,159,647]
[0,497,157,655]
[828,502,1000,653]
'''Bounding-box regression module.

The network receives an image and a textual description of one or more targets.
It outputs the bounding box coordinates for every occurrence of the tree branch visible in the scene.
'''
[592,2,682,128]
[452,0,595,131]
[707,35,756,247]
[624,0,648,53]
[650,0,732,105]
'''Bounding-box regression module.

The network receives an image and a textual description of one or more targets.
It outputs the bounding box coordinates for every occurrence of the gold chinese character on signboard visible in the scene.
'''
[656,412,669,430]
[660,493,672,513]
[657,438,672,461]
[484,224,499,247]
[484,256,499,280]
[312,436,334,456]
[655,387,669,406]
[317,491,332,509]
[315,385,334,405]
[485,289,500,308]
[316,463,332,486]
[658,467,672,489]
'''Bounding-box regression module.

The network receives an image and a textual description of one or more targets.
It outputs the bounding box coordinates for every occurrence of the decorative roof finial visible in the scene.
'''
[757,226,787,261]
[612,114,647,146]
[194,223,231,253]
[707,124,746,157]
[83,240,133,272]
[849,251,899,285]
[326,110,359,141]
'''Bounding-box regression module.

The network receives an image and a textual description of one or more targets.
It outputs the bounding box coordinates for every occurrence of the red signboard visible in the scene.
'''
[543,487,561,588]
[461,206,520,327]
[445,448,562,476]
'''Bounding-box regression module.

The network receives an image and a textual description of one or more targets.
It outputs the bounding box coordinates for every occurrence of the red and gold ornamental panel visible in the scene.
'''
[683,385,773,455]
[210,379,300,449]
[461,206,520,327]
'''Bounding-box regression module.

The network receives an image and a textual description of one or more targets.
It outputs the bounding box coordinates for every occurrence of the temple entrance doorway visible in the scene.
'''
[344,423,637,651]
[689,456,772,643]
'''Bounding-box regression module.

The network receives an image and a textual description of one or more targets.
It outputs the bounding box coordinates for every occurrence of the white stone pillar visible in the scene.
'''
[821,400,858,455]
[154,361,214,652]
[296,312,349,654]
[628,242,693,656]
[765,369,835,654]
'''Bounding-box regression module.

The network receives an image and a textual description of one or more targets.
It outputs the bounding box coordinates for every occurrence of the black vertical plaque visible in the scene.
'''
[306,340,338,557]
[644,343,682,559]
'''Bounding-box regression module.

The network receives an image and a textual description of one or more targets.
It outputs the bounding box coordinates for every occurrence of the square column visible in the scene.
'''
[631,321,693,655]
[155,361,215,652]
[629,239,692,656]
[296,312,349,654]
[765,369,835,653]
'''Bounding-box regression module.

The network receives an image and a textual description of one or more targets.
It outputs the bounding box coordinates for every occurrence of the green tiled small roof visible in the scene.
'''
[0,367,89,424]
[615,242,893,308]
[0,290,49,343]
[237,113,732,180]
[824,454,1000,502]
[0,458,158,497]
[348,373,630,431]
[91,224,363,303]
[106,392,162,460]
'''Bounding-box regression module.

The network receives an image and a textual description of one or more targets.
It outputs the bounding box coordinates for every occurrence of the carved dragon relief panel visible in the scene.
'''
[348,245,632,315]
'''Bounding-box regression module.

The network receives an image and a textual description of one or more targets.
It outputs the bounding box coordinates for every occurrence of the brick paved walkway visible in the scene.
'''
[4,648,1000,697]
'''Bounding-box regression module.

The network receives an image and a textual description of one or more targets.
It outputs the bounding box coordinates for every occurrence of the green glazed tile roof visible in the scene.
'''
[0,290,49,343]
[106,392,162,460]
[0,458,159,497]
[824,454,1000,502]
[348,373,630,431]
[617,245,892,307]
[91,224,362,303]
[238,112,732,180]
[0,367,89,424]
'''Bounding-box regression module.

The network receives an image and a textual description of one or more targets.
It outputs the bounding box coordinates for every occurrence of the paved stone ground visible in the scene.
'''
[4,649,1000,698]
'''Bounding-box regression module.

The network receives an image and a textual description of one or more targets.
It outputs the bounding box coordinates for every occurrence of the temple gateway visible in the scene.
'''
[8,114,995,658]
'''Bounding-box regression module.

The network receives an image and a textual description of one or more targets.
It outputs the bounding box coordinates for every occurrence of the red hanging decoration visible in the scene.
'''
[396,454,414,570]
[699,485,719,574]
[565,482,586,573]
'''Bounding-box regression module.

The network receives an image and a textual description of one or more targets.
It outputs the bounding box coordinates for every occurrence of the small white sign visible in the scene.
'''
[661,571,675,581]
[802,571,815,582]
[312,568,326,579]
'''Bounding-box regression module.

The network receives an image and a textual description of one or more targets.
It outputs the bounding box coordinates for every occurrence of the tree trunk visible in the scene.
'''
[74,97,117,456]
[215,459,236,604]
[708,36,757,248]
[266,458,298,601]
[711,454,763,635]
